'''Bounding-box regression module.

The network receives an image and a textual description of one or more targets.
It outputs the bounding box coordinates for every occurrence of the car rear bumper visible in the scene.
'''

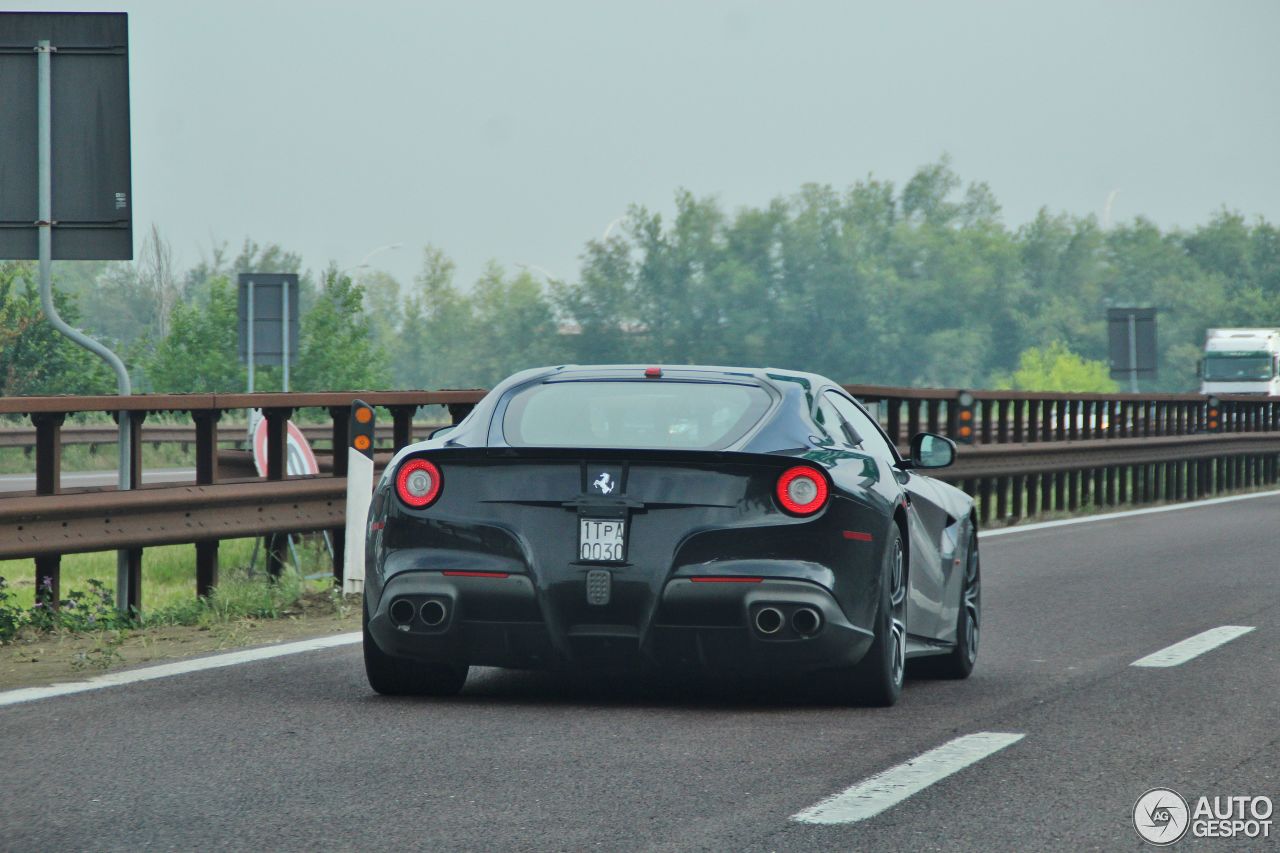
[365,571,874,674]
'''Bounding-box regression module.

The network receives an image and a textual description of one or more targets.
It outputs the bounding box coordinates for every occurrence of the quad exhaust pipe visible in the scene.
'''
[389,598,416,627]
[420,599,447,627]
[792,607,822,637]
[388,597,449,629]
[753,606,784,635]
[752,605,823,637]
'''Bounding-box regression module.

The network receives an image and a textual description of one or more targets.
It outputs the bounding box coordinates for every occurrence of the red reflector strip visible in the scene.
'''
[441,571,510,578]
[368,521,385,531]
[645,366,662,378]
[690,576,763,583]
[842,531,873,541]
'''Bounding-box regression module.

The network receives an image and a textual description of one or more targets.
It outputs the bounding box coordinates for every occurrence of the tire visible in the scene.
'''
[840,525,906,707]
[915,526,980,679]
[363,600,469,697]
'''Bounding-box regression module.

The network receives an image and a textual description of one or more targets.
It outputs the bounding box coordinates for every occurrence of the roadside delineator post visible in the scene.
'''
[343,401,376,595]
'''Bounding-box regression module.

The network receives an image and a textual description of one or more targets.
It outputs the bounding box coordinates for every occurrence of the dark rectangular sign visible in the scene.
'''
[1107,307,1158,379]
[0,12,132,260]
[238,274,300,366]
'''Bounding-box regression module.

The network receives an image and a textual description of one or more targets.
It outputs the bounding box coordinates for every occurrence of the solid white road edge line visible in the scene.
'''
[790,732,1025,825]
[981,488,1280,538]
[0,631,361,708]
[1131,625,1256,668]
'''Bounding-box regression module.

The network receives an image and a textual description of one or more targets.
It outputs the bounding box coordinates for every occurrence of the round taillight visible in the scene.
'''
[396,459,442,508]
[776,465,829,515]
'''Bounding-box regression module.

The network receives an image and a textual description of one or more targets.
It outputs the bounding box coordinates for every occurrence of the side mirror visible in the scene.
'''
[909,432,956,469]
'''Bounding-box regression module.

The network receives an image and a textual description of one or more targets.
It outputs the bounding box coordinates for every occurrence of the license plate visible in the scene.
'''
[579,518,625,562]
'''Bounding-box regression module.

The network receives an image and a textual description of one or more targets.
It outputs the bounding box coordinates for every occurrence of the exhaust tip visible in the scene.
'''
[389,598,415,626]
[420,599,447,627]
[754,606,784,635]
[792,606,822,637]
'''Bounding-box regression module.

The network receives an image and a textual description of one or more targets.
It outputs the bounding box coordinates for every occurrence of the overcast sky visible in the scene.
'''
[13,0,1280,290]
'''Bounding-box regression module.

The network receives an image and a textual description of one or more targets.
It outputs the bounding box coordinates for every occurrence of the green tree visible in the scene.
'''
[293,265,389,391]
[996,342,1119,393]
[470,263,565,385]
[0,261,115,396]
[142,276,244,392]
[396,247,479,389]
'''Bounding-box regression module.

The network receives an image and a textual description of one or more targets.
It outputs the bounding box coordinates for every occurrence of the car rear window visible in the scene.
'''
[502,380,772,449]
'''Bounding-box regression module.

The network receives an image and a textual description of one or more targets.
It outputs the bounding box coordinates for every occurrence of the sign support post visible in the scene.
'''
[1127,313,1140,394]
[246,278,255,392]
[34,37,135,612]
[281,278,289,391]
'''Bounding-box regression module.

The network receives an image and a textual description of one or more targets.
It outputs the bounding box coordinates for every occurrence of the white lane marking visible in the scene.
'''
[1131,625,1255,668]
[791,732,1025,825]
[0,631,360,708]
[981,489,1280,539]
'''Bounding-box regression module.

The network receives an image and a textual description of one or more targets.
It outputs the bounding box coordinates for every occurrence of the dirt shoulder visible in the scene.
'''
[0,597,360,692]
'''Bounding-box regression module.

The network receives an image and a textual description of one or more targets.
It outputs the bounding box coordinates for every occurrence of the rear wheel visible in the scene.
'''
[840,526,906,706]
[363,599,469,697]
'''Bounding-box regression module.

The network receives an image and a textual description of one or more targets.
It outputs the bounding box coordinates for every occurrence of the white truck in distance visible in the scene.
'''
[1200,328,1280,396]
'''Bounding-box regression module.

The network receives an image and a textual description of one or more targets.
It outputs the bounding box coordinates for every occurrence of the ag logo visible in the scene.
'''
[1134,788,1190,845]
[592,472,615,495]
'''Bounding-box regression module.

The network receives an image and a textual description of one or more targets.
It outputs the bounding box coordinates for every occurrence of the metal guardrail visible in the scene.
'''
[0,423,437,450]
[0,389,486,608]
[1,384,1278,610]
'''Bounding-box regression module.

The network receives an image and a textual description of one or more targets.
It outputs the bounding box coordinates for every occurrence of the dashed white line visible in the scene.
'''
[981,489,1280,538]
[1131,625,1255,668]
[0,631,361,708]
[790,731,1025,825]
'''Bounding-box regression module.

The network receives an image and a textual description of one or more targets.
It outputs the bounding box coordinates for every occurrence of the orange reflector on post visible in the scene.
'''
[350,398,376,460]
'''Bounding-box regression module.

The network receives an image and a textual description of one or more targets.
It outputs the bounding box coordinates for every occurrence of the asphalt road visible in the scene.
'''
[2,494,1277,851]
[0,467,196,493]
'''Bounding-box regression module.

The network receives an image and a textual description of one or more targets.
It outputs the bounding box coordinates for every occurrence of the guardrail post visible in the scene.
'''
[448,402,475,425]
[31,412,64,605]
[906,400,921,441]
[263,406,293,578]
[885,398,902,448]
[114,410,145,613]
[329,405,350,586]
[390,405,417,451]
[129,411,144,610]
[193,409,221,597]
[926,400,941,435]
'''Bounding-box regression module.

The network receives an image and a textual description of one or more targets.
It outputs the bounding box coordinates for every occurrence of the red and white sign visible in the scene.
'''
[251,413,320,477]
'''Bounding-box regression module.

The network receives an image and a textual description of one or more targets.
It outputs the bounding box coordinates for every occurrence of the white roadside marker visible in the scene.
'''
[1131,625,1255,668]
[791,731,1025,825]
[0,631,361,708]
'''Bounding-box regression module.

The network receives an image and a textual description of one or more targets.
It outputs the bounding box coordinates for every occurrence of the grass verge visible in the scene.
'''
[0,536,360,691]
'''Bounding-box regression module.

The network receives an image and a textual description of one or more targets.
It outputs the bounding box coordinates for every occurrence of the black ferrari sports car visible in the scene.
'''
[363,365,980,705]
